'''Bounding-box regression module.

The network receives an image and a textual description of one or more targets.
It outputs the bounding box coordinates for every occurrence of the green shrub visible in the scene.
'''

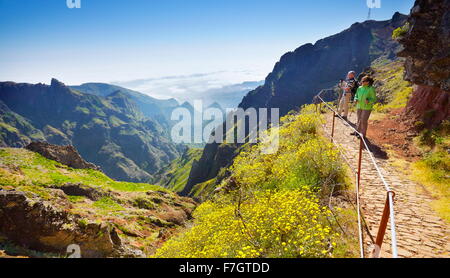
[392,23,410,39]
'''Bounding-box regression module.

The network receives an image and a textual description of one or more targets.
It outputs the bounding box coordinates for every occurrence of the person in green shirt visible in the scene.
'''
[351,76,377,138]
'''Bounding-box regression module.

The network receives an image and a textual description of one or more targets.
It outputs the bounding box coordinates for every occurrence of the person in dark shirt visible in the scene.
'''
[337,71,358,120]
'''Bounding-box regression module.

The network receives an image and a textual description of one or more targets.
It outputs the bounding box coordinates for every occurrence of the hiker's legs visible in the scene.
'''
[336,91,343,108]
[338,96,345,115]
[342,94,350,117]
[356,109,363,132]
[350,109,362,136]
[359,110,372,137]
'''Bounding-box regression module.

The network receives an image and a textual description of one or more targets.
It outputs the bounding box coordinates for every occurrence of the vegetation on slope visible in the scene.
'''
[0,101,46,147]
[392,23,410,40]
[0,148,196,257]
[412,121,450,222]
[372,59,414,113]
[154,108,359,258]
[70,82,179,128]
[154,148,203,192]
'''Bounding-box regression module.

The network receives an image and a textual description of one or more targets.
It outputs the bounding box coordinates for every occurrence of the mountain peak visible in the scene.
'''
[50,78,66,87]
[392,12,404,21]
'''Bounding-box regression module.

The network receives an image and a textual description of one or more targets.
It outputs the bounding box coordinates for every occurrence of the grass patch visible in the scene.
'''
[0,122,19,133]
[412,153,450,223]
[0,148,167,193]
[93,197,124,212]
[155,148,203,193]
[392,23,410,39]
[411,121,450,222]
[67,195,86,203]
[16,185,53,200]
[75,106,90,115]
[190,178,217,200]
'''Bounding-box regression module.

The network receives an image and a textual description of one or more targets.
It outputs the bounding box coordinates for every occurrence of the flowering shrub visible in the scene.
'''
[232,112,345,193]
[154,189,337,258]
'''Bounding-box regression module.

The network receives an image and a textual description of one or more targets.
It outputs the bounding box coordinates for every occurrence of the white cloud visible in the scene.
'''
[112,70,266,104]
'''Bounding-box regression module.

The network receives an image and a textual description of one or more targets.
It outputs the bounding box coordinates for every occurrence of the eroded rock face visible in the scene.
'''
[398,0,450,91]
[26,142,101,171]
[0,190,141,258]
[50,183,111,201]
[404,85,449,128]
[397,0,450,128]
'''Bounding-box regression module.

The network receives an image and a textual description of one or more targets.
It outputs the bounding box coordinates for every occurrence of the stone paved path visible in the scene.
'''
[323,112,449,258]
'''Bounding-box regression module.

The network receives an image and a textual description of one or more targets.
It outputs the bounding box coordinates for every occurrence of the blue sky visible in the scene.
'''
[0,0,414,90]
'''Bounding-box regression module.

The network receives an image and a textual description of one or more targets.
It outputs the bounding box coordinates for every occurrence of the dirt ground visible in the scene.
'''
[367,109,422,161]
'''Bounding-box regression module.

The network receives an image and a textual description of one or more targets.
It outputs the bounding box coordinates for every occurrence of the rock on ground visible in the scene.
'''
[26,142,101,171]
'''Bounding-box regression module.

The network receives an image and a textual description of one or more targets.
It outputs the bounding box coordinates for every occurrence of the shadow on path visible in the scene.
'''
[364,138,388,160]
[343,118,388,160]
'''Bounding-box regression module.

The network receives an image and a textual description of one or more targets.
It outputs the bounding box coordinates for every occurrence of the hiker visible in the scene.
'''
[351,76,377,138]
[337,71,358,120]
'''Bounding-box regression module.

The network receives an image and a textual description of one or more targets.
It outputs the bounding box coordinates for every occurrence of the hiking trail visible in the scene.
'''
[323,112,449,258]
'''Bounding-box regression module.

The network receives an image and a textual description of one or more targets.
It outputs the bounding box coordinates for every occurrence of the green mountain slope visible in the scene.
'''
[154,148,203,192]
[70,83,179,125]
[0,100,45,147]
[0,79,183,183]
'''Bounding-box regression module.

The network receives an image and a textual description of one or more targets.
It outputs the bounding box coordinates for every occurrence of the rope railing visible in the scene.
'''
[315,95,398,258]
[355,172,365,258]
[317,107,367,258]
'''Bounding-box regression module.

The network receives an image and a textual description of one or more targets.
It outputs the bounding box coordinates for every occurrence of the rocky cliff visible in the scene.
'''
[26,142,101,171]
[397,0,450,129]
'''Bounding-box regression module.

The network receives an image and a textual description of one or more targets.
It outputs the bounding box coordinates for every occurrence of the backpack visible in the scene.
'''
[345,78,358,101]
